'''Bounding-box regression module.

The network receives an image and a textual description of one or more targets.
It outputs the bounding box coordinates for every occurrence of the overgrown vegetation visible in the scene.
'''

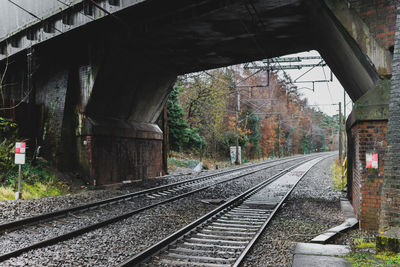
[347,237,400,266]
[167,84,205,153]
[332,158,343,191]
[167,66,340,163]
[0,117,18,182]
[0,117,69,200]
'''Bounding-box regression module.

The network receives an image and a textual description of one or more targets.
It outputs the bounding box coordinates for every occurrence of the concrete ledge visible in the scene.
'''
[310,198,358,244]
[88,117,163,140]
[294,243,350,256]
[292,254,350,267]
[292,243,351,267]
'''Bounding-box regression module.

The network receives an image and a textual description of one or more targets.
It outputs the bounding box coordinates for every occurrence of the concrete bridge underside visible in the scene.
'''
[2,0,400,238]
[0,0,384,184]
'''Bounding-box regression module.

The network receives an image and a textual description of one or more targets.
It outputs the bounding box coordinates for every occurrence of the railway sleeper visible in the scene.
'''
[168,247,239,257]
[160,258,231,267]
[209,222,262,228]
[201,229,256,236]
[162,253,236,264]
[193,233,253,241]
[179,242,246,251]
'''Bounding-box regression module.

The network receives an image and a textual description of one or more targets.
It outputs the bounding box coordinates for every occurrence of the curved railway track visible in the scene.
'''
[118,155,331,267]
[0,154,319,262]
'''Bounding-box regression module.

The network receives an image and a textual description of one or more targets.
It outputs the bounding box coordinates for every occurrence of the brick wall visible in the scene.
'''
[380,4,400,231]
[351,120,387,230]
[348,0,398,49]
[351,125,361,219]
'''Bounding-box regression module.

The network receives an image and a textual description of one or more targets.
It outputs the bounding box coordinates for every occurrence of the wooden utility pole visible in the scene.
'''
[339,102,342,159]
[277,114,281,158]
[235,88,240,165]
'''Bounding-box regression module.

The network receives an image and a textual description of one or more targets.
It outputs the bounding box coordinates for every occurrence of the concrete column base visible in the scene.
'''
[376,228,400,254]
[85,118,163,185]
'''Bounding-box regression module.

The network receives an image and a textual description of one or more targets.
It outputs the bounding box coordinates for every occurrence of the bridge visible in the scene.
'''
[0,0,399,241]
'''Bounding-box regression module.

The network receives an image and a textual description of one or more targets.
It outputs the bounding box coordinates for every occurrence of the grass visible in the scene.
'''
[0,161,70,201]
[332,158,343,191]
[354,238,376,249]
[167,151,234,172]
[347,237,400,267]
[168,157,200,169]
[0,181,69,201]
[0,186,15,200]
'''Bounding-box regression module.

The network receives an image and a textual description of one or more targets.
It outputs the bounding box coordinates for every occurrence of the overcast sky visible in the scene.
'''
[275,50,352,118]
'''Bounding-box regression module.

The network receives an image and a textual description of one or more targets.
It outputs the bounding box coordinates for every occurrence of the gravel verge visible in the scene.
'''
[242,155,345,267]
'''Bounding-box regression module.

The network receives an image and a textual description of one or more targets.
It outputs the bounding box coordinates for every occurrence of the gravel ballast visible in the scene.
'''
[0,154,341,266]
[242,155,344,267]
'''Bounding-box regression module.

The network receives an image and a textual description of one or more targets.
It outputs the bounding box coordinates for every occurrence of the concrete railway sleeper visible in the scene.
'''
[0,154,321,262]
[118,155,331,267]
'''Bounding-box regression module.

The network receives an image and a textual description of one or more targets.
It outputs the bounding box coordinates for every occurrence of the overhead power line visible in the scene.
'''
[245,62,327,71]
[263,56,323,63]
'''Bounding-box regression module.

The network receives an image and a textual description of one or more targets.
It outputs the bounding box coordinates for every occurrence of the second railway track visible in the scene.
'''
[119,154,331,267]
[0,154,320,262]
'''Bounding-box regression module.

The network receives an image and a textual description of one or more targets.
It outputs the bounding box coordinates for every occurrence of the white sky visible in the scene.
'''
[274,50,353,118]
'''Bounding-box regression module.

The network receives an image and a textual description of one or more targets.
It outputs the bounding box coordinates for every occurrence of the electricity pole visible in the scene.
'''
[277,114,281,158]
[235,88,240,165]
[310,116,313,153]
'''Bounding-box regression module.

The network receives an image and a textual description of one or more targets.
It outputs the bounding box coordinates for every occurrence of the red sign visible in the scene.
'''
[366,152,378,169]
[15,142,26,154]
[15,142,26,164]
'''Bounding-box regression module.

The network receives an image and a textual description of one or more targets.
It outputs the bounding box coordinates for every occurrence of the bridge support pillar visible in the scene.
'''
[378,4,400,251]
[82,120,163,186]
[346,81,390,231]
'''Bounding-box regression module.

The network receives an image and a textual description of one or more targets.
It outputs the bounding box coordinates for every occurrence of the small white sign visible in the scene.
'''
[15,153,25,164]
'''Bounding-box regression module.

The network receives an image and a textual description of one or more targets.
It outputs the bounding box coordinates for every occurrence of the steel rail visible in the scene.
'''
[0,155,306,234]
[0,154,319,262]
[232,156,330,266]
[117,154,329,266]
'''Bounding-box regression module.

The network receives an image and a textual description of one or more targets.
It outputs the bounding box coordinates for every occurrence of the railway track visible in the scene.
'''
[118,155,330,267]
[0,154,318,262]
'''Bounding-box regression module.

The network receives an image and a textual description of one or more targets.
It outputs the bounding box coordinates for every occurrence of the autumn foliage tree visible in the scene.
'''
[167,64,339,161]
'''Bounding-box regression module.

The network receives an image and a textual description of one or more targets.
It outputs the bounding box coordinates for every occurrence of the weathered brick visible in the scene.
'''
[380,3,400,232]
[348,0,398,48]
[350,120,387,230]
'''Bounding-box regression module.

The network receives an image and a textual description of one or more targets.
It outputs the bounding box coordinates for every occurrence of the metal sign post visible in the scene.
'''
[14,142,26,200]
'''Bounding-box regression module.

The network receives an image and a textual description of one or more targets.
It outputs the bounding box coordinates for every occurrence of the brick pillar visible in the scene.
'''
[346,76,390,231]
[349,121,387,230]
[86,120,163,186]
[377,2,400,252]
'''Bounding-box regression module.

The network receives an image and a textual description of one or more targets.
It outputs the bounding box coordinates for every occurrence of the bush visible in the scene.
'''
[0,117,18,183]
[0,117,69,200]
[0,117,17,138]
[5,161,56,187]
